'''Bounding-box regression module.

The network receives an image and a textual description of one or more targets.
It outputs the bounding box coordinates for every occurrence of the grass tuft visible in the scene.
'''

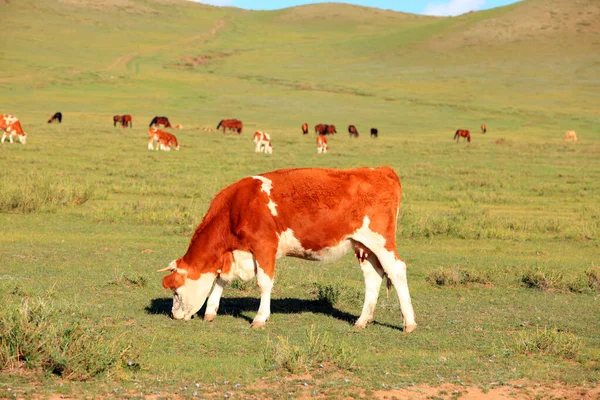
[108,272,148,288]
[0,297,137,380]
[520,267,565,290]
[263,325,356,373]
[514,327,582,359]
[426,267,493,287]
[0,172,100,213]
[314,283,341,307]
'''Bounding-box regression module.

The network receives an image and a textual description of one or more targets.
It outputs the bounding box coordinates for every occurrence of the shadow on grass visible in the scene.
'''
[145,296,405,331]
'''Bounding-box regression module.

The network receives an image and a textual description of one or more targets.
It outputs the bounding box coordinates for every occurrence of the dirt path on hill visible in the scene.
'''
[107,18,228,71]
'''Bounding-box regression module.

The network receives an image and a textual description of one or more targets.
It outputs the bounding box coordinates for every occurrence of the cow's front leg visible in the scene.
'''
[252,265,274,328]
[0,133,5,143]
[355,252,384,329]
[204,277,226,322]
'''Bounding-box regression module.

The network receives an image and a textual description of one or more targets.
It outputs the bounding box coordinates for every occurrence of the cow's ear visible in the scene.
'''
[162,271,186,290]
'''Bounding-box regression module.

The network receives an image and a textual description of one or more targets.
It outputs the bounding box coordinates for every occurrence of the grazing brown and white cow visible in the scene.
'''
[1,114,27,144]
[253,131,273,154]
[148,127,178,151]
[159,167,417,332]
[565,130,577,142]
[317,134,328,154]
[302,123,309,135]
[348,125,359,138]
[481,123,487,134]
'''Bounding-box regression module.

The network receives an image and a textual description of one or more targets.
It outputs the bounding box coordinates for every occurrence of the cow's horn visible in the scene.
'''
[157,260,177,273]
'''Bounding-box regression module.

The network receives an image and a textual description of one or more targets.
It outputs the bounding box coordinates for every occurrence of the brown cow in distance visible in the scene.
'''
[315,124,327,135]
[122,114,132,128]
[217,119,243,134]
[47,112,62,123]
[158,167,417,333]
[348,125,358,138]
[302,123,309,135]
[150,116,171,128]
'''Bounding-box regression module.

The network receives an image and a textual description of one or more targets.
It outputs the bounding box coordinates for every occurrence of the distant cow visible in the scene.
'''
[253,131,273,154]
[317,134,328,154]
[565,130,577,142]
[315,124,327,135]
[158,166,417,333]
[302,123,309,135]
[150,116,172,128]
[47,112,62,124]
[113,115,124,127]
[348,125,359,138]
[370,128,378,138]
[454,129,471,143]
[122,115,132,128]
[1,114,27,144]
[217,119,243,134]
[481,123,487,134]
[148,127,178,151]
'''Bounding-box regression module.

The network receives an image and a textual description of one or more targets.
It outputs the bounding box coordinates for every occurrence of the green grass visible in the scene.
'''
[1,0,599,397]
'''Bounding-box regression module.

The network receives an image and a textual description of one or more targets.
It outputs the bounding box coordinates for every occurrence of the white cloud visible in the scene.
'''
[423,0,486,16]
[188,0,234,6]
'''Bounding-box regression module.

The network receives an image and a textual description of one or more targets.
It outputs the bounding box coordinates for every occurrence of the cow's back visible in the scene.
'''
[258,167,401,251]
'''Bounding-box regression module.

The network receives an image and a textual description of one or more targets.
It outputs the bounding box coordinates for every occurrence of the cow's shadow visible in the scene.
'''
[145,296,404,331]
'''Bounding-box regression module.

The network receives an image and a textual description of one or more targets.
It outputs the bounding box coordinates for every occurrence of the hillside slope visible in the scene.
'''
[1,0,598,133]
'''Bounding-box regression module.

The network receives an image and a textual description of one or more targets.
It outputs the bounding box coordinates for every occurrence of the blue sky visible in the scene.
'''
[191,0,521,16]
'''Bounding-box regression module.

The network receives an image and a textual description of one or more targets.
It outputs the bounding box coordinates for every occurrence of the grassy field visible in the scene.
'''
[1,0,599,398]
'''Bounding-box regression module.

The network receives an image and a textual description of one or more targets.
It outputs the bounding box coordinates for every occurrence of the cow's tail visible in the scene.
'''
[385,274,393,297]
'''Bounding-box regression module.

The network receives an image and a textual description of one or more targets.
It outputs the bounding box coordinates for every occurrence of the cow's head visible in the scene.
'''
[19,133,27,144]
[159,260,216,320]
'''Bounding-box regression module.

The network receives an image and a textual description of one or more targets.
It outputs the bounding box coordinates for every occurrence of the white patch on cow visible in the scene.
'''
[219,250,257,282]
[276,228,352,262]
[267,199,278,216]
[252,176,272,195]
[252,176,278,216]
[171,272,217,320]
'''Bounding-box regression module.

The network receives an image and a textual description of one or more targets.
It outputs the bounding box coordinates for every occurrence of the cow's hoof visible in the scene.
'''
[354,322,367,329]
[251,321,266,329]
[404,324,417,333]
[204,314,216,322]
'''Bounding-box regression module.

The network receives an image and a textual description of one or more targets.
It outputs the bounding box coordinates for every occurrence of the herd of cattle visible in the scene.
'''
[1,114,580,150]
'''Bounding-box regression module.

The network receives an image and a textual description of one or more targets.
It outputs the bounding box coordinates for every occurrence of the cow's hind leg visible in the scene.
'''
[376,252,417,332]
[355,252,385,329]
[204,277,226,322]
[352,236,416,332]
